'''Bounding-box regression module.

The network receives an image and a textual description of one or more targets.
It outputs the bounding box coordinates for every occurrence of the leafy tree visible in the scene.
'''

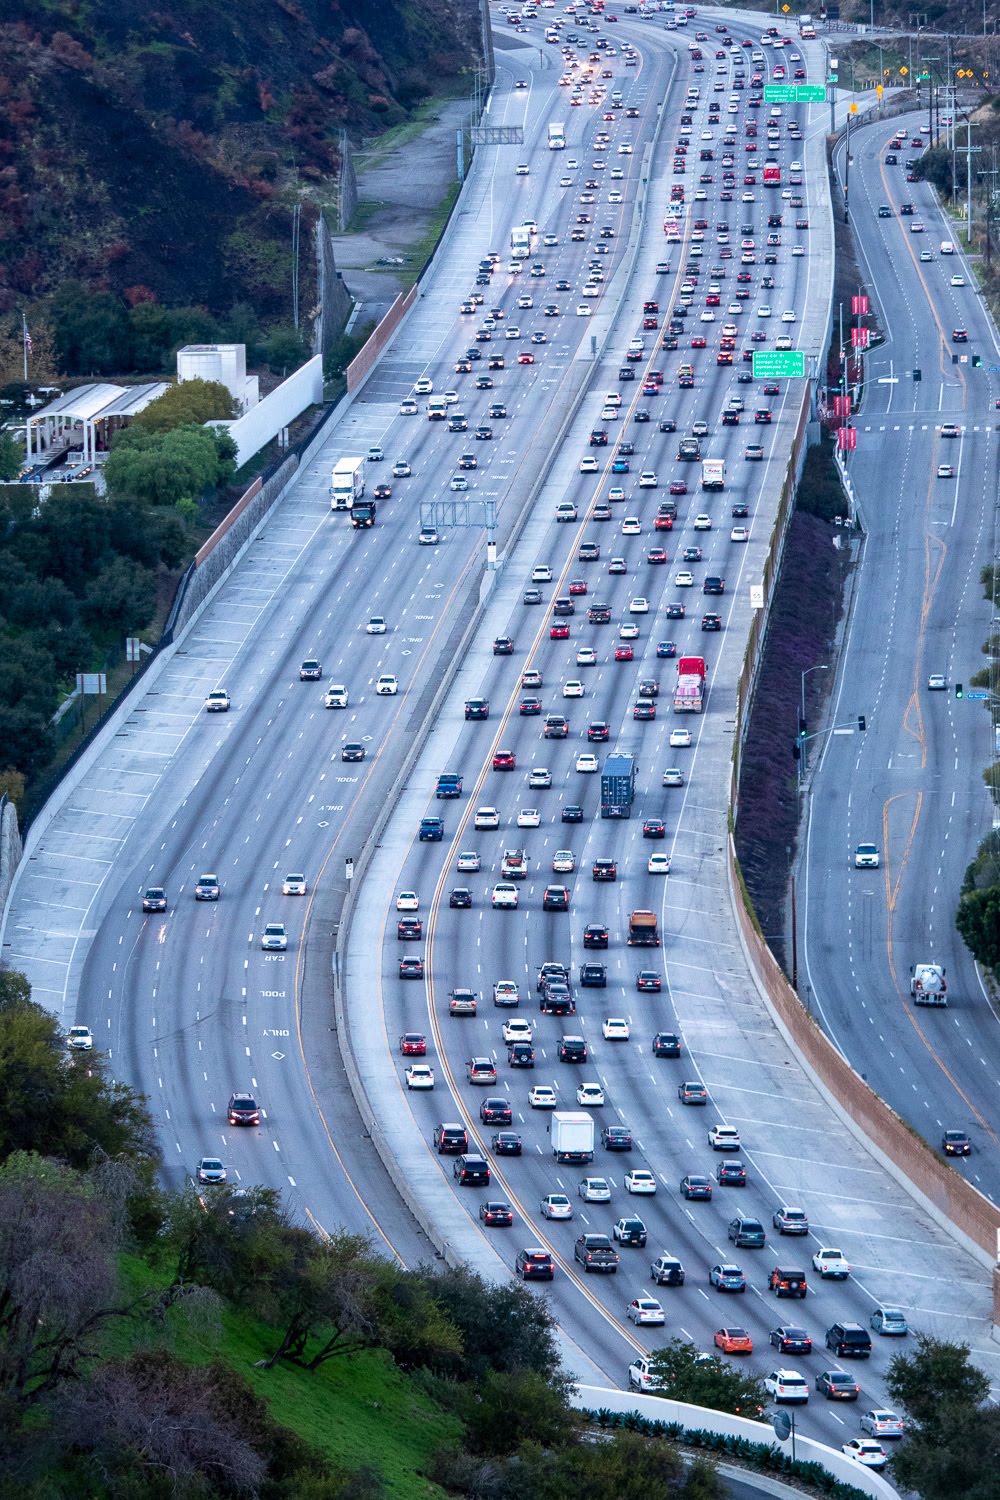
[0,769,25,808]
[459,1369,577,1457]
[265,324,310,372]
[963,831,1000,894]
[956,883,1000,974]
[0,637,59,774]
[0,429,23,481]
[50,282,130,375]
[0,974,156,1168]
[887,1335,990,1430]
[168,1184,291,1305]
[885,1336,997,1500]
[416,1264,562,1382]
[84,555,157,633]
[644,1339,767,1417]
[126,304,220,373]
[133,378,234,433]
[105,425,225,507]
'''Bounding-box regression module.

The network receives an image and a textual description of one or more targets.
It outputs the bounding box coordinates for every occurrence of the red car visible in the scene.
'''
[647,547,668,564]
[715,1327,754,1355]
[643,316,658,330]
[669,480,688,495]
[399,1032,426,1056]
[493,750,516,770]
[691,335,707,349]
[654,512,674,530]
[717,351,733,365]
[614,644,634,662]
[518,352,535,365]
[550,622,570,640]
[569,578,588,595]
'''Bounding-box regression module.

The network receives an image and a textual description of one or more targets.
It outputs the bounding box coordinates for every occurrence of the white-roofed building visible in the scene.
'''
[24,381,169,467]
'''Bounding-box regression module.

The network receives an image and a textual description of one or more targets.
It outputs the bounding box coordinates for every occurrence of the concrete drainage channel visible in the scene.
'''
[331,45,682,1271]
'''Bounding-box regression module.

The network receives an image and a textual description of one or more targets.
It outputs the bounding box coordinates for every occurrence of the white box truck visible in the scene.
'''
[510,225,531,259]
[548,122,566,150]
[550,1111,595,1164]
[701,458,725,490]
[330,456,366,511]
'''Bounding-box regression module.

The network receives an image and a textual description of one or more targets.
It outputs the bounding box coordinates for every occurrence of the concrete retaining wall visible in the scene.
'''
[315,214,353,359]
[345,286,418,392]
[571,1386,900,1500]
[728,844,1000,1275]
[0,796,23,934]
[207,357,324,468]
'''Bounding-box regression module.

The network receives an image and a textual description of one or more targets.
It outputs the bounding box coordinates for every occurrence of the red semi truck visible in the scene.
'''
[673,655,706,713]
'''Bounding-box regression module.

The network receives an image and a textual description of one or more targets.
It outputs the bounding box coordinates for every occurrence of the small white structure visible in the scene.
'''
[176,344,259,414]
[24,381,169,465]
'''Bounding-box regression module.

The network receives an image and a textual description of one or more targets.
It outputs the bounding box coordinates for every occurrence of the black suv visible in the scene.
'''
[433,1123,468,1155]
[517,1247,554,1281]
[453,1154,491,1186]
[580,962,607,987]
[825,1321,872,1358]
[558,1035,588,1063]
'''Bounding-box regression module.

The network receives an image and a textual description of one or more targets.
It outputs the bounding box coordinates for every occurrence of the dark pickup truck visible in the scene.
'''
[574,1234,619,1273]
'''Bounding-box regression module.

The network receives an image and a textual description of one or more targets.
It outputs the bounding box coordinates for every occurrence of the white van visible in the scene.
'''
[940,240,955,255]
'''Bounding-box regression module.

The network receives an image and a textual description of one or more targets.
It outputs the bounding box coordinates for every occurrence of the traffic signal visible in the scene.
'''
[858,715,867,732]
[956,683,963,700]
[798,716,807,738]
[972,354,982,368]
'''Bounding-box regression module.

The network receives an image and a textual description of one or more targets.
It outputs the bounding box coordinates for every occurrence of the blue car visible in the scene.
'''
[710,1262,746,1293]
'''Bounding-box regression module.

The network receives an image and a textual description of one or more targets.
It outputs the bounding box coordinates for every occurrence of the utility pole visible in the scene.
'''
[980,142,999,268]
[956,123,981,246]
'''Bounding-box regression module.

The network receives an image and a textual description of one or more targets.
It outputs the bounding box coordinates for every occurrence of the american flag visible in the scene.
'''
[23,315,32,353]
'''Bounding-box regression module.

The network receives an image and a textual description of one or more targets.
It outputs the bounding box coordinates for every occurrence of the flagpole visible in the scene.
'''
[22,313,28,380]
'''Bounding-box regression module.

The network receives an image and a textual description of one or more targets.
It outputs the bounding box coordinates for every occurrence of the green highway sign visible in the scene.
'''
[764,84,826,103]
[752,350,806,379]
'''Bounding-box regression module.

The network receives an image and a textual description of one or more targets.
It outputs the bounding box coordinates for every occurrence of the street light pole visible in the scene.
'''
[801,665,830,737]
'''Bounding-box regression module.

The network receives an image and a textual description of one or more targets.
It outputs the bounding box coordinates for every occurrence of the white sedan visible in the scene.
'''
[532,564,553,582]
[628,1297,666,1325]
[576,753,599,773]
[282,873,308,895]
[405,1064,435,1090]
[540,1193,574,1219]
[693,514,713,530]
[603,1017,631,1040]
[622,517,642,535]
[517,809,541,828]
[553,850,576,872]
[576,304,592,316]
[577,1082,605,1106]
[563,680,585,698]
[670,728,692,748]
[577,647,597,666]
[781,309,796,322]
[579,1176,612,1202]
[629,597,649,614]
[366,616,387,634]
[619,623,640,639]
[396,891,419,910]
[625,1169,657,1195]
[530,1086,558,1109]
[950,274,965,287]
[648,852,671,874]
[675,571,694,588]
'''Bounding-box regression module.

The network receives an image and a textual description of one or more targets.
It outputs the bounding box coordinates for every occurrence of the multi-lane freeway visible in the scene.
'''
[3,0,998,1467]
[803,109,1000,1198]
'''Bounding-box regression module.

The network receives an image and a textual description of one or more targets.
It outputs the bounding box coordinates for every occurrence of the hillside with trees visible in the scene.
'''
[0,0,479,379]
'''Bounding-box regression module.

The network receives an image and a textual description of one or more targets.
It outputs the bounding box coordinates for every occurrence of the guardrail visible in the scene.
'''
[572,1387,900,1500]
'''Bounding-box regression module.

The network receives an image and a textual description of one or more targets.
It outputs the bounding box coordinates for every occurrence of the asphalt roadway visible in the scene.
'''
[802,109,1000,1201]
[0,2,996,1471]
